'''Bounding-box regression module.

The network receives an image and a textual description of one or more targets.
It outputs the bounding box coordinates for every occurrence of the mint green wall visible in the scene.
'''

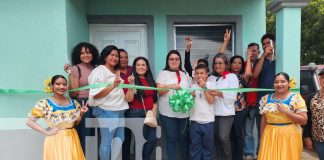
[276,8,302,85]
[0,0,265,123]
[0,0,69,118]
[86,0,266,74]
[66,0,89,55]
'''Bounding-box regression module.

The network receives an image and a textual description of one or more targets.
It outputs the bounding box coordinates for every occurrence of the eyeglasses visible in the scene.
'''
[169,58,180,61]
[214,62,225,65]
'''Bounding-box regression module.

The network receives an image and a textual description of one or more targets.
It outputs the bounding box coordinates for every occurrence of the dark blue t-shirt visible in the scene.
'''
[254,58,276,106]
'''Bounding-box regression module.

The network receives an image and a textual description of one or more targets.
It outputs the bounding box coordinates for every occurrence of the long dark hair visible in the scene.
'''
[71,42,99,66]
[163,50,185,73]
[132,57,157,103]
[229,55,245,74]
[98,45,120,70]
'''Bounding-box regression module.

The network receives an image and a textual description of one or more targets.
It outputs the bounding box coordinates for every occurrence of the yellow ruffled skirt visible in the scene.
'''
[258,124,303,160]
[43,128,85,160]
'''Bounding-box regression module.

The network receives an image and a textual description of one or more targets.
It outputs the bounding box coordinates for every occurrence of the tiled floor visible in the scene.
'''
[302,149,319,160]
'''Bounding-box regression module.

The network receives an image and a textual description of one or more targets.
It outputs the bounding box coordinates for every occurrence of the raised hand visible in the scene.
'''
[224,29,231,42]
[128,74,135,84]
[246,48,252,59]
[80,100,89,113]
[114,70,122,87]
[64,63,71,74]
[185,36,192,52]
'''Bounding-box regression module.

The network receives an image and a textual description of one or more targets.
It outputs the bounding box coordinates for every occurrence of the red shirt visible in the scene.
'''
[120,66,133,81]
[244,61,259,107]
[123,77,155,110]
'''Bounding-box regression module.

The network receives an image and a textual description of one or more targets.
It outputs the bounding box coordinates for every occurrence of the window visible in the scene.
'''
[174,24,234,72]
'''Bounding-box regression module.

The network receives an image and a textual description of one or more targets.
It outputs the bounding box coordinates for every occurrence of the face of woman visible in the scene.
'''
[120,51,129,68]
[51,78,67,96]
[168,54,181,70]
[274,75,289,93]
[231,58,243,74]
[80,47,93,64]
[105,50,119,67]
[136,59,148,77]
[214,58,226,74]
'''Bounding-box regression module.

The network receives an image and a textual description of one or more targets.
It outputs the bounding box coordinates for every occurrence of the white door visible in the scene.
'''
[89,24,148,64]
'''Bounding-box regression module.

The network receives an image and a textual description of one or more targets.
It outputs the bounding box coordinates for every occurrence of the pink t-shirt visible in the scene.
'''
[71,63,93,98]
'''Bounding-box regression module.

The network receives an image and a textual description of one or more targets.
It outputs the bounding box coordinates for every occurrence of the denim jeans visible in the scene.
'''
[122,109,157,160]
[231,109,246,160]
[75,98,95,155]
[314,140,324,160]
[92,107,126,160]
[159,114,190,160]
[190,121,214,160]
[214,116,234,160]
[243,107,261,156]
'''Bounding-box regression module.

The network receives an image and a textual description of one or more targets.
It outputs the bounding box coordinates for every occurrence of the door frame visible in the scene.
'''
[87,15,155,74]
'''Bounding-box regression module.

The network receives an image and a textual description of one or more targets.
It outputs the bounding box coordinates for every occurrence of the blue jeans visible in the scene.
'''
[159,114,190,160]
[190,121,214,160]
[231,109,246,160]
[314,140,324,160]
[243,107,261,156]
[92,107,126,160]
[122,109,157,160]
[75,98,95,155]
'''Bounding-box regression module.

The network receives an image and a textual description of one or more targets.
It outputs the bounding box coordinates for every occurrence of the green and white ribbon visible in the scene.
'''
[0,82,300,94]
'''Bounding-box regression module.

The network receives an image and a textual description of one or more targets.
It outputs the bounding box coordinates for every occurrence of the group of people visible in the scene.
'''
[25,30,324,160]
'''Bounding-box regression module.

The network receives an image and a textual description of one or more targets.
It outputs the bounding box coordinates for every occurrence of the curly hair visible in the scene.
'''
[71,42,99,66]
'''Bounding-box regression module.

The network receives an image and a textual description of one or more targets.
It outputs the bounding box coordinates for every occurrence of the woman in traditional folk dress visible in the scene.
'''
[26,75,88,160]
[258,72,307,160]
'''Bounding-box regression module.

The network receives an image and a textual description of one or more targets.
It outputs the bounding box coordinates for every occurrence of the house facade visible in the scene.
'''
[0,0,307,159]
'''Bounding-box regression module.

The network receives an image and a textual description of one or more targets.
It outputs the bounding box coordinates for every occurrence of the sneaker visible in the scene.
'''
[243,155,257,160]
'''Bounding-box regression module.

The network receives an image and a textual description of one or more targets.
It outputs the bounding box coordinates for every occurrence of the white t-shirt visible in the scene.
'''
[88,65,129,111]
[156,70,192,118]
[190,81,216,123]
[207,74,238,116]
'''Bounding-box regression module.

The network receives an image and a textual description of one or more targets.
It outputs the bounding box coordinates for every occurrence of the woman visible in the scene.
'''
[63,42,99,153]
[303,70,324,160]
[123,57,158,160]
[118,49,133,80]
[88,45,129,160]
[258,72,307,160]
[208,53,239,160]
[156,50,192,160]
[229,55,249,160]
[26,75,88,160]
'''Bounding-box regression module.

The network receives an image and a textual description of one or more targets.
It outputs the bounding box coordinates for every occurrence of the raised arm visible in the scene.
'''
[184,36,193,77]
[219,29,231,54]
[243,49,253,84]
